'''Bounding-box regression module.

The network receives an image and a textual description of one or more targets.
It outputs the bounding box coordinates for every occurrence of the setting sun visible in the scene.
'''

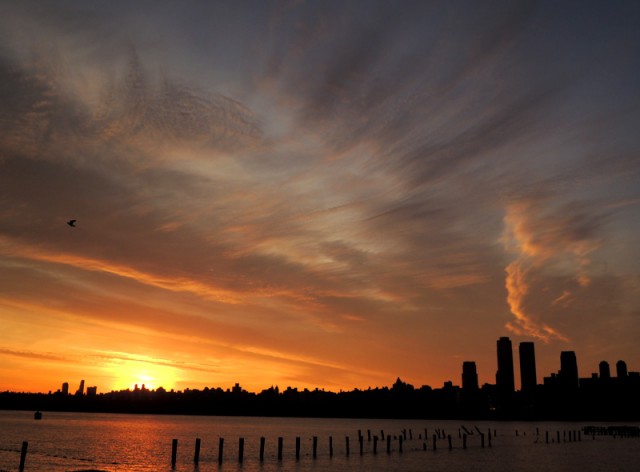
[100,353,180,392]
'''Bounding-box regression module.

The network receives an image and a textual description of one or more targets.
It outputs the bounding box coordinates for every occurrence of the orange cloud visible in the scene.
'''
[501,200,602,343]
[0,235,240,303]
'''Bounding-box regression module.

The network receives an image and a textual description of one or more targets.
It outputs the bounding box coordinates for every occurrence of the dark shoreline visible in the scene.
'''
[2,382,639,422]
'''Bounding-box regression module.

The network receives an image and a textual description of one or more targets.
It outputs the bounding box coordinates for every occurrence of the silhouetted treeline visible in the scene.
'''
[1,376,639,420]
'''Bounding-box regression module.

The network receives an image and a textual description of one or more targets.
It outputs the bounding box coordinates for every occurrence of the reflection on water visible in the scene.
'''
[0,411,638,471]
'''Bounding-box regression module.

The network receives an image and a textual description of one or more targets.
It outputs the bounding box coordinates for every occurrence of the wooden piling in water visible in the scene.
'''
[239,437,244,463]
[373,435,378,454]
[463,433,467,449]
[448,435,452,450]
[387,435,391,454]
[433,434,437,450]
[260,437,265,462]
[171,439,178,468]
[381,429,385,440]
[399,435,403,453]
[19,441,28,472]
[218,437,224,464]
[345,436,350,456]
[359,435,364,455]
[329,436,333,457]
[278,437,283,461]
[368,429,372,441]
[313,436,318,459]
[295,437,301,460]
[194,438,201,464]
[557,431,560,443]
[481,433,485,448]
[546,431,549,444]
[409,429,413,440]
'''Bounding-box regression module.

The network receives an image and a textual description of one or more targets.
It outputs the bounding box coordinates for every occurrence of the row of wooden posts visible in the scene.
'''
[9,427,592,471]
[169,427,594,467]
[170,427,497,467]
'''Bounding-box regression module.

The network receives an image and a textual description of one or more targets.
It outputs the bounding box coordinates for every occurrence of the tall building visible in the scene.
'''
[462,361,479,391]
[519,342,537,393]
[496,337,515,399]
[559,351,579,390]
[616,360,628,378]
[599,361,611,380]
[76,379,85,396]
[61,382,69,395]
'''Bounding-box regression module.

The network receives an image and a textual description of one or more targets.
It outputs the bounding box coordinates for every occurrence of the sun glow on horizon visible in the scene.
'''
[102,355,181,392]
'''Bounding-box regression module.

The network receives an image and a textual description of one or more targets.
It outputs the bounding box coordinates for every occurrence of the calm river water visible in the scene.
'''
[0,411,638,471]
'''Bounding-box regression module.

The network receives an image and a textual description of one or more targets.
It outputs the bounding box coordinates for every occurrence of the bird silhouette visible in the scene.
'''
[67,220,76,227]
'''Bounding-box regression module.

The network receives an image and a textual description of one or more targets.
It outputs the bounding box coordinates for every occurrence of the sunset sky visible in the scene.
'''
[1,0,639,394]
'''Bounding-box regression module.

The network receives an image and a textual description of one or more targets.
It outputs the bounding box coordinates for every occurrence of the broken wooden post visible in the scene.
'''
[19,441,28,472]
[171,439,178,468]
[194,438,201,464]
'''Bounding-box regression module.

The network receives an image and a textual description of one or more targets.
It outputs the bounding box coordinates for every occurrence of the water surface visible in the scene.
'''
[0,411,637,471]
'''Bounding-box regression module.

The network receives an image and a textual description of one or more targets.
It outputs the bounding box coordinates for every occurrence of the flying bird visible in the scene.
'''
[67,220,76,227]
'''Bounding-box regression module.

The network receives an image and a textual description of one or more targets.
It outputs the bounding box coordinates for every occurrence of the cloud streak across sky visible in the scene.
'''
[1,0,640,393]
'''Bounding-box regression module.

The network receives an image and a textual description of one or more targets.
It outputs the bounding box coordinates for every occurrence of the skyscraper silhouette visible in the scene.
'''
[599,361,611,380]
[462,361,479,391]
[616,360,628,378]
[519,342,537,393]
[559,351,579,390]
[496,337,515,404]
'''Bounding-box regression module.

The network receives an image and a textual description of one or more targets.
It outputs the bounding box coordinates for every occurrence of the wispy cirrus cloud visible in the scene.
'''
[502,199,605,342]
[1,0,640,392]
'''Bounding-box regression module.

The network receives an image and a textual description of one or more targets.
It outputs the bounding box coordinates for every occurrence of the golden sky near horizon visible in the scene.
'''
[1,0,640,394]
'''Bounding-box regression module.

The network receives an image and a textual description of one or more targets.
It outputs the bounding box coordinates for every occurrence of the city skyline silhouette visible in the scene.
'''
[3,336,639,421]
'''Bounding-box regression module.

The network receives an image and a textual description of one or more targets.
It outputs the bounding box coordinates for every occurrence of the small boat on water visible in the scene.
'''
[34,410,42,420]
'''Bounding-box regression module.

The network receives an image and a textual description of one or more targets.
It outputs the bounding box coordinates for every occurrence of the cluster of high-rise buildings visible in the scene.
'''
[459,336,638,414]
[56,380,97,396]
